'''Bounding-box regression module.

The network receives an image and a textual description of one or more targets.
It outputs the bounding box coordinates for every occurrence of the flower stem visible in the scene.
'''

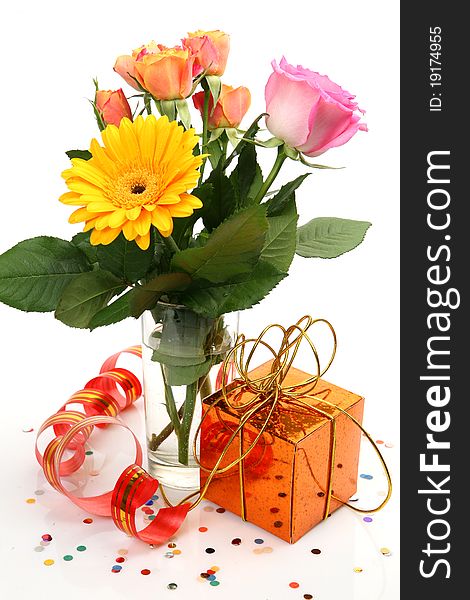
[148,403,184,451]
[178,380,199,465]
[199,82,211,181]
[161,234,180,254]
[253,148,287,204]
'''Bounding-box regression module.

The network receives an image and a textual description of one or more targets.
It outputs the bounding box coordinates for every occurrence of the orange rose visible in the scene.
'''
[115,43,195,100]
[193,84,251,129]
[183,30,230,76]
[95,89,132,127]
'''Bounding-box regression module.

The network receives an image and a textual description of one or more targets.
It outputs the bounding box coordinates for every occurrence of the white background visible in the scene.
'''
[0,1,399,599]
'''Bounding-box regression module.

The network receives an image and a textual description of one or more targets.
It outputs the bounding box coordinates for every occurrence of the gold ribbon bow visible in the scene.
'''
[161,316,392,522]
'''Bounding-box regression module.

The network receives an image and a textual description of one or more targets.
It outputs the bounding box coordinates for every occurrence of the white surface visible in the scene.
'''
[0,1,399,598]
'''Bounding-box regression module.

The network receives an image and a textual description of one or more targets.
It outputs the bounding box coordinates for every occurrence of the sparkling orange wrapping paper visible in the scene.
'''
[200,361,364,543]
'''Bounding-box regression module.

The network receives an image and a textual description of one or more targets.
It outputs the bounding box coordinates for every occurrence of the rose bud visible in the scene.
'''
[95,89,132,127]
[193,84,251,129]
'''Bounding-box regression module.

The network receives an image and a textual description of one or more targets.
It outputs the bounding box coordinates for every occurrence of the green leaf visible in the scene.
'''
[247,163,263,202]
[88,289,134,329]
[296,217,372,259]
[230,143,259,209]
[262,198,299,271]
[201,163,237,231]
[206,75,222,114]
[223,112,267,170]
[0,236,90,312]
[206,139,223,170]
[175,99,191,130]
[55,270,125,328]
[163,358,213,386]
[158,99,177,121]
[96,233,153,283]
[171,184,213,249]
[66,149,92,160]
[71,231,99,265]
[266,174,310,217]
[180,260,286,318]
[171,204,268,284]
[129,272,192,318]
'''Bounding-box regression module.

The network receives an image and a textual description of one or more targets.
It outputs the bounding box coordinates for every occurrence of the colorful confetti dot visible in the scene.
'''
[210,581,220,587]
[203,506,214,512]
[360,474,373,480]
[253,548,264,555]
[117,549,128,555]
[201,572,210,578]
[278,492,287,498]
[145,499,154,505]
[43,559,54,566]
[231,538,241,545]
[289,582,300,589]
[34,546,44,552]
[115,557,125,563]
[205,548,215,554]
[207,575,216,581]
[42,534,52,542]
[173,549,182,555]
[199,527,208,532]
[254,538,264,544]
[168,542,176,548]
[304,595,313,599]
[376,440,384,444]
[63,555,73,561]
[380,547,392,556]
[25,498,36,504]
[363,516,373,523]
[353,567,363,573]
[311,548,321,555]
[207,569,215,575]
[216,507,225,513]
[22,427,34,433]
[385,442,394,448]
[83,518,93,524]
[89,470,100,476]
[274,521,283,528]
[167,583,178,590]
[85,450,93,455]
[270,507,280,513]
[263,547,273,554]
[76,545,86,552]
[164,551,174,558]
[141,569,151,575]
[34,489,45,496]
[112,565,122,572]
[275,475,284,480]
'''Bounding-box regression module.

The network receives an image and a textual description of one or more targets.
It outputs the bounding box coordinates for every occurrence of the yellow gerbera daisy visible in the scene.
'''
[60,115,204,250]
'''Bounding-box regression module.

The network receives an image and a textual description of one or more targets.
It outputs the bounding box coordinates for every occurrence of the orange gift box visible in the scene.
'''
[200,361,364,543]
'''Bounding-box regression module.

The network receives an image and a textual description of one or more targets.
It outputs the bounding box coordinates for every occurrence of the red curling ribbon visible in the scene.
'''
[36,346,190,542]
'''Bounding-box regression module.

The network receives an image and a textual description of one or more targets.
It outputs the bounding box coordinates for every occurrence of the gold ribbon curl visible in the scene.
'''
[160,315,392,524]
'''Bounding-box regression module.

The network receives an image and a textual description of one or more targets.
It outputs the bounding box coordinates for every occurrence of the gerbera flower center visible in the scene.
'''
[109,167,165,208]
[131,183,146,194]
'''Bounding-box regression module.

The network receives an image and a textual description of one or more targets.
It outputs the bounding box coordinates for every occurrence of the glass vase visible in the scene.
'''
[141,302,239,491]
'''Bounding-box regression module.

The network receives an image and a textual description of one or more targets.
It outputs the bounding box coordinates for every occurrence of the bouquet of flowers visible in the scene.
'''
[0,30,370,474]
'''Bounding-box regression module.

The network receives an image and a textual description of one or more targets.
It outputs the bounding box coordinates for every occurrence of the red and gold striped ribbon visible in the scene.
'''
[35,346,190,540]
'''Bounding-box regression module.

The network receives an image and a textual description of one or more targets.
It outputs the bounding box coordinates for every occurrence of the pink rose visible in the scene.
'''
[193,84,251,129]
[95,89,132,127]
[265,57,367,157]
